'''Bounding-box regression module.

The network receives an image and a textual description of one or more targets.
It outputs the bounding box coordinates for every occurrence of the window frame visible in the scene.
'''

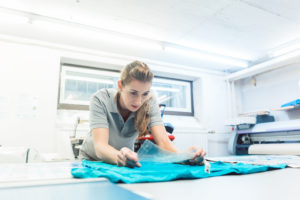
[153,76,194,116]
[57,64,120,110]
[57,64,194,116]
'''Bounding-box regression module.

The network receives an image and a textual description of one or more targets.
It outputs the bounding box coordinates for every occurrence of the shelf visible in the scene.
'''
[239,110,270,117]
[272,105,300,111]
[239,105,300,117]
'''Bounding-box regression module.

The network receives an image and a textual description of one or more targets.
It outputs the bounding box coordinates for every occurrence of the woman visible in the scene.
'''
[79,60,206,167]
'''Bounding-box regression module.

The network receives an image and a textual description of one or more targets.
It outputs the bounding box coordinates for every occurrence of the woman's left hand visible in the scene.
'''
[184,146,206,165]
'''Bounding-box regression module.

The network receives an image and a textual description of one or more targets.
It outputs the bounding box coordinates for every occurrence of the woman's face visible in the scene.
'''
[119,79,151,112]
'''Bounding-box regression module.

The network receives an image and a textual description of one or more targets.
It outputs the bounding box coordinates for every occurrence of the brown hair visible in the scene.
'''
[115,60,154,137]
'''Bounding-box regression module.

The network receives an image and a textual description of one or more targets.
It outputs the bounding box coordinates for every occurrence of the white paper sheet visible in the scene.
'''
[206,155,300,168]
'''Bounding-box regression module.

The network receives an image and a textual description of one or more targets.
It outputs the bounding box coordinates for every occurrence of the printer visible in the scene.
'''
[228,119,300,155]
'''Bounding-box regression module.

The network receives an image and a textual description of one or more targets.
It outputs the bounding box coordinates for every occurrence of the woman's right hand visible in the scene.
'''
[117,147,141,168]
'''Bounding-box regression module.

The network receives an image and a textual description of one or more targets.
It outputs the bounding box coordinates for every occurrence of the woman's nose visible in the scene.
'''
[134,95,143,105]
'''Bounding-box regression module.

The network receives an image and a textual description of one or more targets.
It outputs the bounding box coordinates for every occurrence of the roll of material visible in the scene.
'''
[249,143,300,155]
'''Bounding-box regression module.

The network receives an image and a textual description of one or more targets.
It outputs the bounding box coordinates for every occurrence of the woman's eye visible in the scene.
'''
[130,92,137,96]
[143,93,149,97]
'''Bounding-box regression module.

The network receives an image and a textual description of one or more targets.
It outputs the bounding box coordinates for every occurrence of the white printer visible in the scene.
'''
[228,119,300,155]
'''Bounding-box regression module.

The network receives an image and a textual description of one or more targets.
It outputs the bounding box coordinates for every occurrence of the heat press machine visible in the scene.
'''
[71,117,88,159]
[228,118,300,155]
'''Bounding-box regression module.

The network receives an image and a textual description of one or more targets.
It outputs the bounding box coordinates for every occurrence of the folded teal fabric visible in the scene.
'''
[71,160,286,183]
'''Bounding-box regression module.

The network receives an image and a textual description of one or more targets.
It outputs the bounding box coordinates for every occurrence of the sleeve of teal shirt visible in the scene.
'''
[89,94,109,130]
[149,95,164,128]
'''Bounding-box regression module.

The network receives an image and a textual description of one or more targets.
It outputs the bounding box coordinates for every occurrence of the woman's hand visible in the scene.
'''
[184,146,206,165]
[117,147,141,168]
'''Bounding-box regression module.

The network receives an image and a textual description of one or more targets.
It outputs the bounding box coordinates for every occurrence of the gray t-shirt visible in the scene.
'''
[79,88,163,161]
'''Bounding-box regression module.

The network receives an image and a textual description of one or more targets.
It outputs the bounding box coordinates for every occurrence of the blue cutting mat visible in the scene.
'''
[71,160,286,183]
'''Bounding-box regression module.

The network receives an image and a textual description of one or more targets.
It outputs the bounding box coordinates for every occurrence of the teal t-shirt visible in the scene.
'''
[71,160,287,183]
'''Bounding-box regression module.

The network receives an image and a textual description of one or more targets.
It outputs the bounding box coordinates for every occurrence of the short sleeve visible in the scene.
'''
[89,95,109,130]
[149,96,164,128]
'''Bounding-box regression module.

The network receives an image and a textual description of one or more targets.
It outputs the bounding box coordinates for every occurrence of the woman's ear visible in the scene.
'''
[117,80,122,90]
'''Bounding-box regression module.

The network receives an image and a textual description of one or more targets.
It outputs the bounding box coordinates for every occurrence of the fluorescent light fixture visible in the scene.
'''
[33,19,76,33]
[0,11,28,24]
[226,49,300,82]
[177,41,252,60]
[269,43,300,57]
[33,18,161,50]
[273,49,300,63]
[152,86,180,92]
[165,46,248,68]
[33,19,114,40]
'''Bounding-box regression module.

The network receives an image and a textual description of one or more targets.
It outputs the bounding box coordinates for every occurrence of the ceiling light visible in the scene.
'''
[226,49,300,82]
[0,10,28,24]
[269,38,300,58]
[32,18,161,50]
[165,46,249,68]
[177,41,252,60]
[273,49,300,63]
[270,44,300,57]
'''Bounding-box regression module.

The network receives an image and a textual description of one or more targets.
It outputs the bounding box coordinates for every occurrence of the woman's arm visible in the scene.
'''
[92,128,118,164]
[148,98,205,161]
[151,124,179,153]
[92,128,141,167]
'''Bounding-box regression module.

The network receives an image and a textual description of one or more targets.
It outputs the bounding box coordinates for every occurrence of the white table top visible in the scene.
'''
[1,161,299,200]
[0,161,105,188]
[120,168,300,200]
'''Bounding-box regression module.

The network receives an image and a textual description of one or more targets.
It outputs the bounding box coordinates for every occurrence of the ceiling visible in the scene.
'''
[0,0,300,72]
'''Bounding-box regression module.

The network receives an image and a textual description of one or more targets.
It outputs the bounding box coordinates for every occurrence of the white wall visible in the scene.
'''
[234,64,300,121]
[0,37,231,158]
[200,74,231,133]
[0,41,60,153]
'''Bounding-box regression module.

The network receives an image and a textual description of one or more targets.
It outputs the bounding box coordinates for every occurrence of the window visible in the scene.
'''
[58,65,119,110]
[152,77,193,116]
[58,65,193,115]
